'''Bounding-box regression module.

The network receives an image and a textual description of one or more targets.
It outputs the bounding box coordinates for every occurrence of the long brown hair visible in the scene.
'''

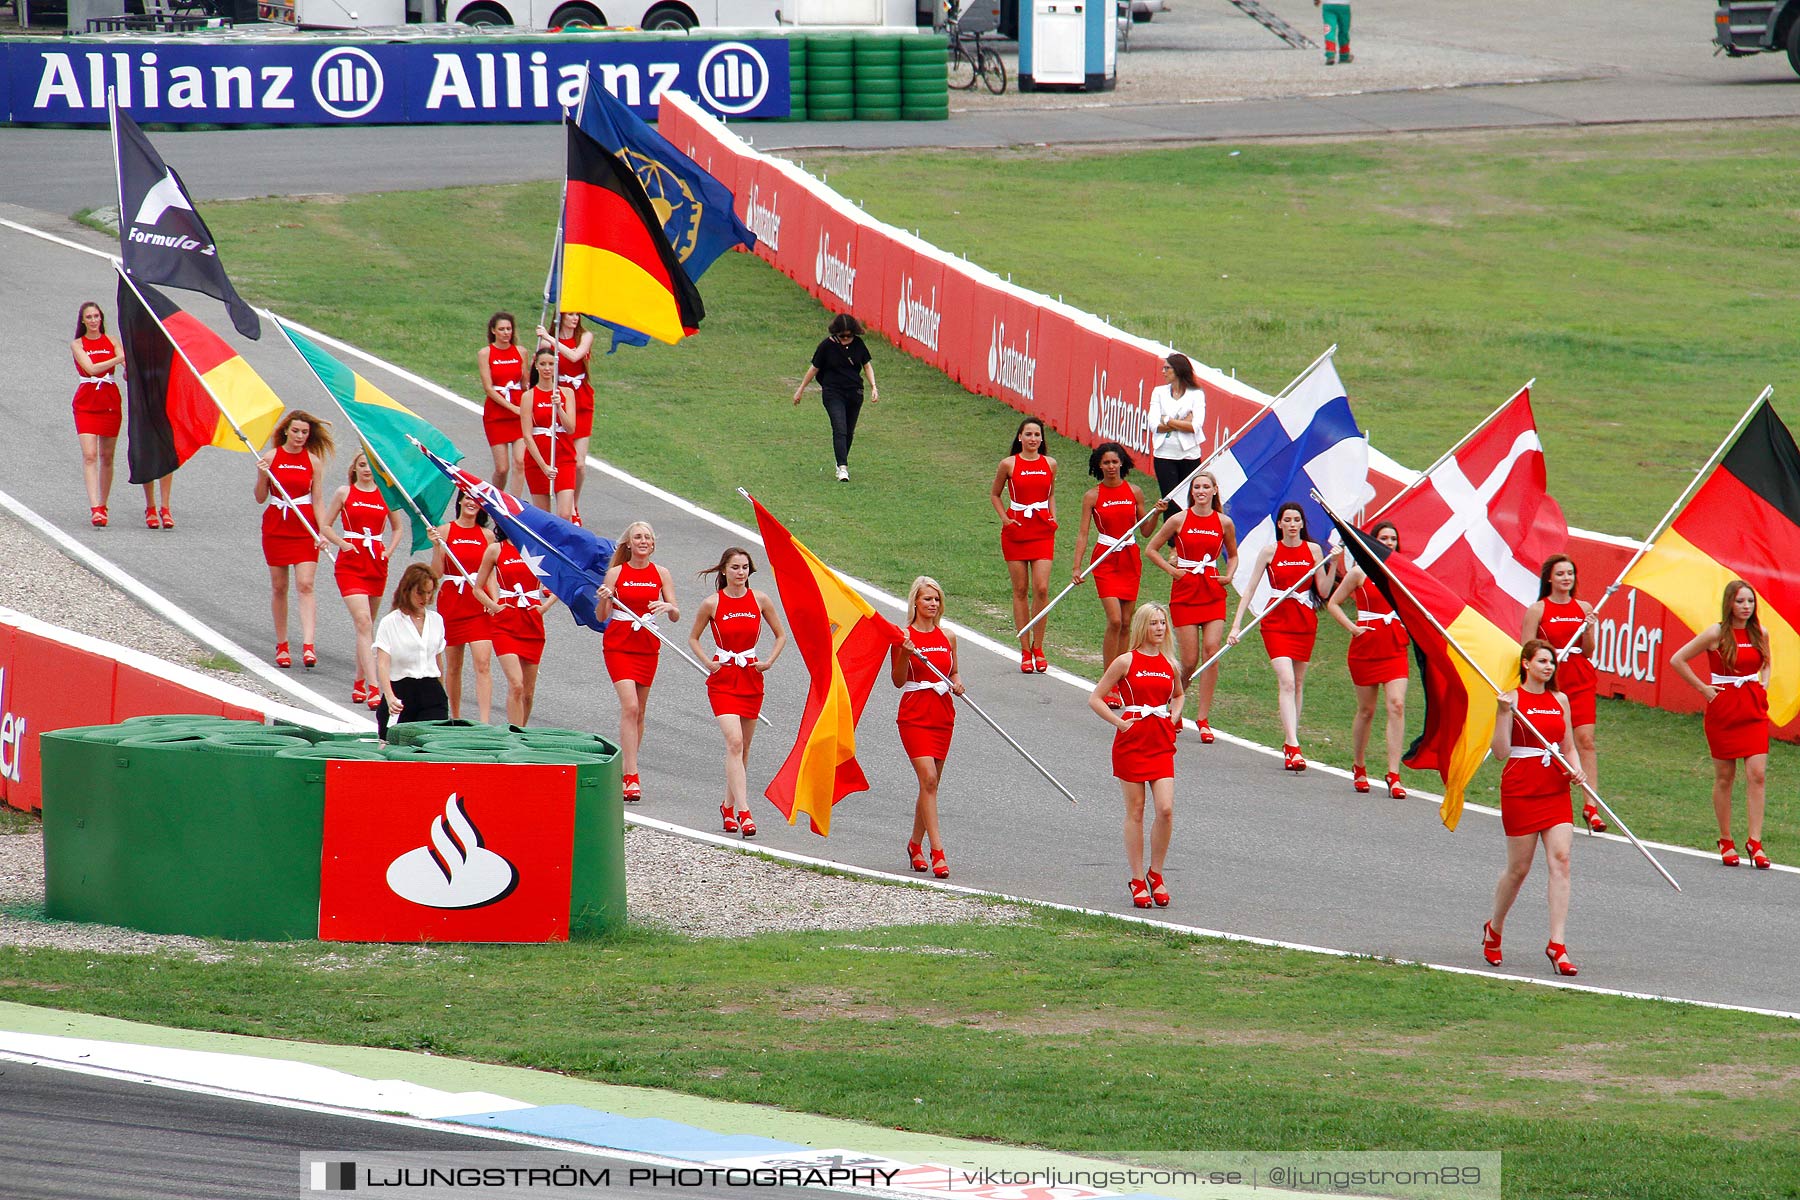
[1718,580,1769,672]
[268,409,336,459]
[390,562,439,616]
[698,547,757,591]
[75,301,106,338]
[1166,352,1199,397]
[1537,554,1576,600]
[1516,637,1560,694]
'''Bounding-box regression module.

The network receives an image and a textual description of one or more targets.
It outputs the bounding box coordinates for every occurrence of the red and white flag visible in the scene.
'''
[1377,387,1567,635]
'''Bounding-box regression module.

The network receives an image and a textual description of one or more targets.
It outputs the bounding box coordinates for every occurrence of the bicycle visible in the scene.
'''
[946,5,1008,95]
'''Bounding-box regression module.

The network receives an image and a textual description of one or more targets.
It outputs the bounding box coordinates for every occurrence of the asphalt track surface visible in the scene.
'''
[2,212,1796,1019]
[0,1057,828,1199]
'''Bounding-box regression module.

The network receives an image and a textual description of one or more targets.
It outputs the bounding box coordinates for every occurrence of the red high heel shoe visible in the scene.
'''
[907,841,928,872]
[737,809,756,837]
[145,505,162,530]
[1019,649,1035,674]
[1719,838,1740,867]
[1032,648,1047,673]
[1747,838,1771,869]
[1481,921,1503,966]
[301,644,317,669]
[1196,719,1215,744]
[1544,941,1578,977]
[366,691,381,711]
[90,505,107,527]
[720,804,738,834]
[159,507,174,530]
[351,679,368,704]
[1283,744,1307,772]
[1128,878,1151,909]
[1145,869,1170,907]
[1582,803,1607,833]
[621,773,642,802]
[930,848,949,879]
[1351,764,1370,794]
[274,642,291,669]
[1386,772,1407,799]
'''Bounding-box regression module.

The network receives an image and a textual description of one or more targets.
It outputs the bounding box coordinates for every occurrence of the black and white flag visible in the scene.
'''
[112,104,260,339]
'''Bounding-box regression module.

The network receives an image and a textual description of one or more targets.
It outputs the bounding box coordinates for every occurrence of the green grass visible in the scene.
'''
[1,912,1797,1199]
[0,807,33,835]
[192,650,244,674]
[195,125,1800,854]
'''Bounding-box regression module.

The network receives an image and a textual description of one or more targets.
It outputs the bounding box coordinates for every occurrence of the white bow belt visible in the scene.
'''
[1096,532,1135,551]
[1009,500,1051,517]
[1357,612,1398,625]
[499,584,545,608]
[1712,673,1760,688]
[618,610,659,633]
[1508,745,1554,766]
[1174,555,1215,575]
[1563,645,1585,656]
[342,529,384,555]
[442,574,473,592]
[902,680,950,695]
[268,494,310,517]
[76,373,115,387]
[558,372,586,388]
[1122,704,1170,719]
[713,650,759,668]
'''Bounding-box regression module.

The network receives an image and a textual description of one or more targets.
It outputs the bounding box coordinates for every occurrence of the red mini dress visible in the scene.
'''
[1088,482,1143,603]
[333,485,391,598]
[1500,691,1573,836]
[522,385,574,497]
[559,332,595,440]
[897,626,956,761]
[1000,455,1057,562]
[437,523,495,647]
[1703,630,1769,761]
[1111,650,1179,783]
[261,447,320,567]
[490,543,548,664]
[1259,543,1320,663]
[1537,598,1597,726]
[603,560,664,686]
[706,589,765,719]
[1167,508,1228,626]
[482,343,525,447]
[72,334,123,438]
[1347,579,1409,686]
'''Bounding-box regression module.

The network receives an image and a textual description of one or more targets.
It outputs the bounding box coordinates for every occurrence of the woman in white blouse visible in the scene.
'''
[374,563,449,741]
[1148,353,1206,507]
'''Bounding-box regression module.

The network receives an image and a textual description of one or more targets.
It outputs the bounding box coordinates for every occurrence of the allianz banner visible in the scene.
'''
[2,37,788,125]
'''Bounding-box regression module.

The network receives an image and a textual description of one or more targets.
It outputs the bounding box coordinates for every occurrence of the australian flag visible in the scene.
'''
[414,441,617,632]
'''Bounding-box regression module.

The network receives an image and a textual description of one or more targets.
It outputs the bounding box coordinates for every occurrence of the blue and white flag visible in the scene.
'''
[414,441,617,633]
[1215,355,1372,604]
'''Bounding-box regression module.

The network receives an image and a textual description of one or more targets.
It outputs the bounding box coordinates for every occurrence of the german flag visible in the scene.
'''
[752,498,902,836]
[1331,511,1520,830]
[119,275,282,485]
[1624,399,1800,724]
[559,122,703,347]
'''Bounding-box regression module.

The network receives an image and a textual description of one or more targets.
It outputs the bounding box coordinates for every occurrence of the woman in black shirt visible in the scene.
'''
[793,313,879,482]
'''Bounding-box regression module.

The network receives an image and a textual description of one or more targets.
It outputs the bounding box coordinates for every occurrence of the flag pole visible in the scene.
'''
[114,265,336,561]
[1551,385,1772,664]
[1015,344,1339,642]
[904,642,1079,805]
[1364,380,1533,524]
[1183,567,1328,687]
[1314,492,1681,892]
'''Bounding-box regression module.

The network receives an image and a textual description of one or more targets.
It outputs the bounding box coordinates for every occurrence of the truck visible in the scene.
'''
[1713,1,1800,74]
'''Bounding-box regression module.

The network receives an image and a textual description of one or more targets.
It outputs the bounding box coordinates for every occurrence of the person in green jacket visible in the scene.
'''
[1314,0,1352,65]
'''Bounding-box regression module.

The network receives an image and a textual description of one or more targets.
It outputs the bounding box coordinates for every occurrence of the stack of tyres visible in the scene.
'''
[900,33,950,121]
[806,35,855,121]
[853,35,904,122]
[785,35,809,121]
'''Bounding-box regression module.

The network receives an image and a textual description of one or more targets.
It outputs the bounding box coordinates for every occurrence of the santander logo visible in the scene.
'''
[986,319,1037,401]
[1088,367,1150,453]
[814,230,856,305]
[896,276,941,351]
[745,183,780,252]
[0,668,24,786]
[386,793,518,910]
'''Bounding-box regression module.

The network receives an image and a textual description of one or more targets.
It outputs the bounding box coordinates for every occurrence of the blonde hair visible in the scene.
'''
[268,409,336,459]
[610,520,656,569]
[1127,602,1178,670]
[1187,470,1222,514]
[907,575,945,625]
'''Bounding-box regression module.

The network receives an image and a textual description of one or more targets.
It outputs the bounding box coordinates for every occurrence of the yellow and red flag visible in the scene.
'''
[752,498,902,836]
[558,121,703,346]
[1623,399,1800,724]
[1331,511,1519,830]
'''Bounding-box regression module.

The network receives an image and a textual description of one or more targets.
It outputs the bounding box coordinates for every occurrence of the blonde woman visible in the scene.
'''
[1089,602,1183,910]
[890,576,965,878]
[255,410,335,669]
[599,521,679,802]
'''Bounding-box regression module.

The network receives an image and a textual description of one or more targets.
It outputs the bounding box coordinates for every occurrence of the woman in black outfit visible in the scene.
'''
[793,313,879,482]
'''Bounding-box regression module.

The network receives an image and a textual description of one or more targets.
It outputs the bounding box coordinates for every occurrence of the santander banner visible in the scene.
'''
[656,94,1773,736]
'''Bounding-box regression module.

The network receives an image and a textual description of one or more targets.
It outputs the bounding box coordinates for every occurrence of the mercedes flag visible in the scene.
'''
[112,104,261,339]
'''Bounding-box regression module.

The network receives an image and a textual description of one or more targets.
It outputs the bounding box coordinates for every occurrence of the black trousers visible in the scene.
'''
[821,389,865,467]
[377,675,450,740]
[1154,455,1204,508]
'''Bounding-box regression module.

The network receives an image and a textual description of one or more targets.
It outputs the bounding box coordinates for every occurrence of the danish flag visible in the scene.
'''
[1375,386,1567,635]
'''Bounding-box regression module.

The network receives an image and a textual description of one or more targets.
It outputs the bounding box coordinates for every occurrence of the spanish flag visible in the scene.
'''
[1623,399,1800,725]
[558,121,704,346]
[752,498,902,836]
[119,274,283,485]
[1331,512,1520,830]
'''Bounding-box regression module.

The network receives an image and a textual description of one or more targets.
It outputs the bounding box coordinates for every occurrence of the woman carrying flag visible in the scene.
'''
[321,452,404,709]
[1324,520,1410,797]
[599,521,679,802]
[1071,444,1164,706]
[1670,580,1774,869]
[478,312,526,496]
[256,410,334,670]
[1483,639,1586,977]
[537,313,595,508]
[430,491,503,722]
[70,301,127,527]
[1089,602,1184,909]
[1228,502,1335,772]
[992,418,1058,674]
[521,346,578,521]
[891,577,965,878]
[1144,471,1235,741]
[478,524,558,728]
[1521,556,1605,832]
[688,548,787,838]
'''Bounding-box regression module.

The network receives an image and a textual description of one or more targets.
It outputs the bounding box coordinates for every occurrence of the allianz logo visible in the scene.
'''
[814,231,855,304]
[745,184,781,251]
[987,319,1036,401]
[896,277,941,351]
[1088,367,1149,452]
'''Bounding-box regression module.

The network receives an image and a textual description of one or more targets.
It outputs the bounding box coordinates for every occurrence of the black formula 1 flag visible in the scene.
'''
[113,105,261,339]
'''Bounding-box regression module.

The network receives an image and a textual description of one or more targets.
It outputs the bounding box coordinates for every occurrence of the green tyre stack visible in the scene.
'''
[854,35,903,122]
[900,32,950,121]
[806,35,855,122]
[784,35,808,121]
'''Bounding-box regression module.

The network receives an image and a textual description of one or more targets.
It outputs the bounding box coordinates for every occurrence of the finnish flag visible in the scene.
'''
[1215,355,1372,605]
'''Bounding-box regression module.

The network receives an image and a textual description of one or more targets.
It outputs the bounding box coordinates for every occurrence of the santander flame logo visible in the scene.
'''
[386,793,518,910]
